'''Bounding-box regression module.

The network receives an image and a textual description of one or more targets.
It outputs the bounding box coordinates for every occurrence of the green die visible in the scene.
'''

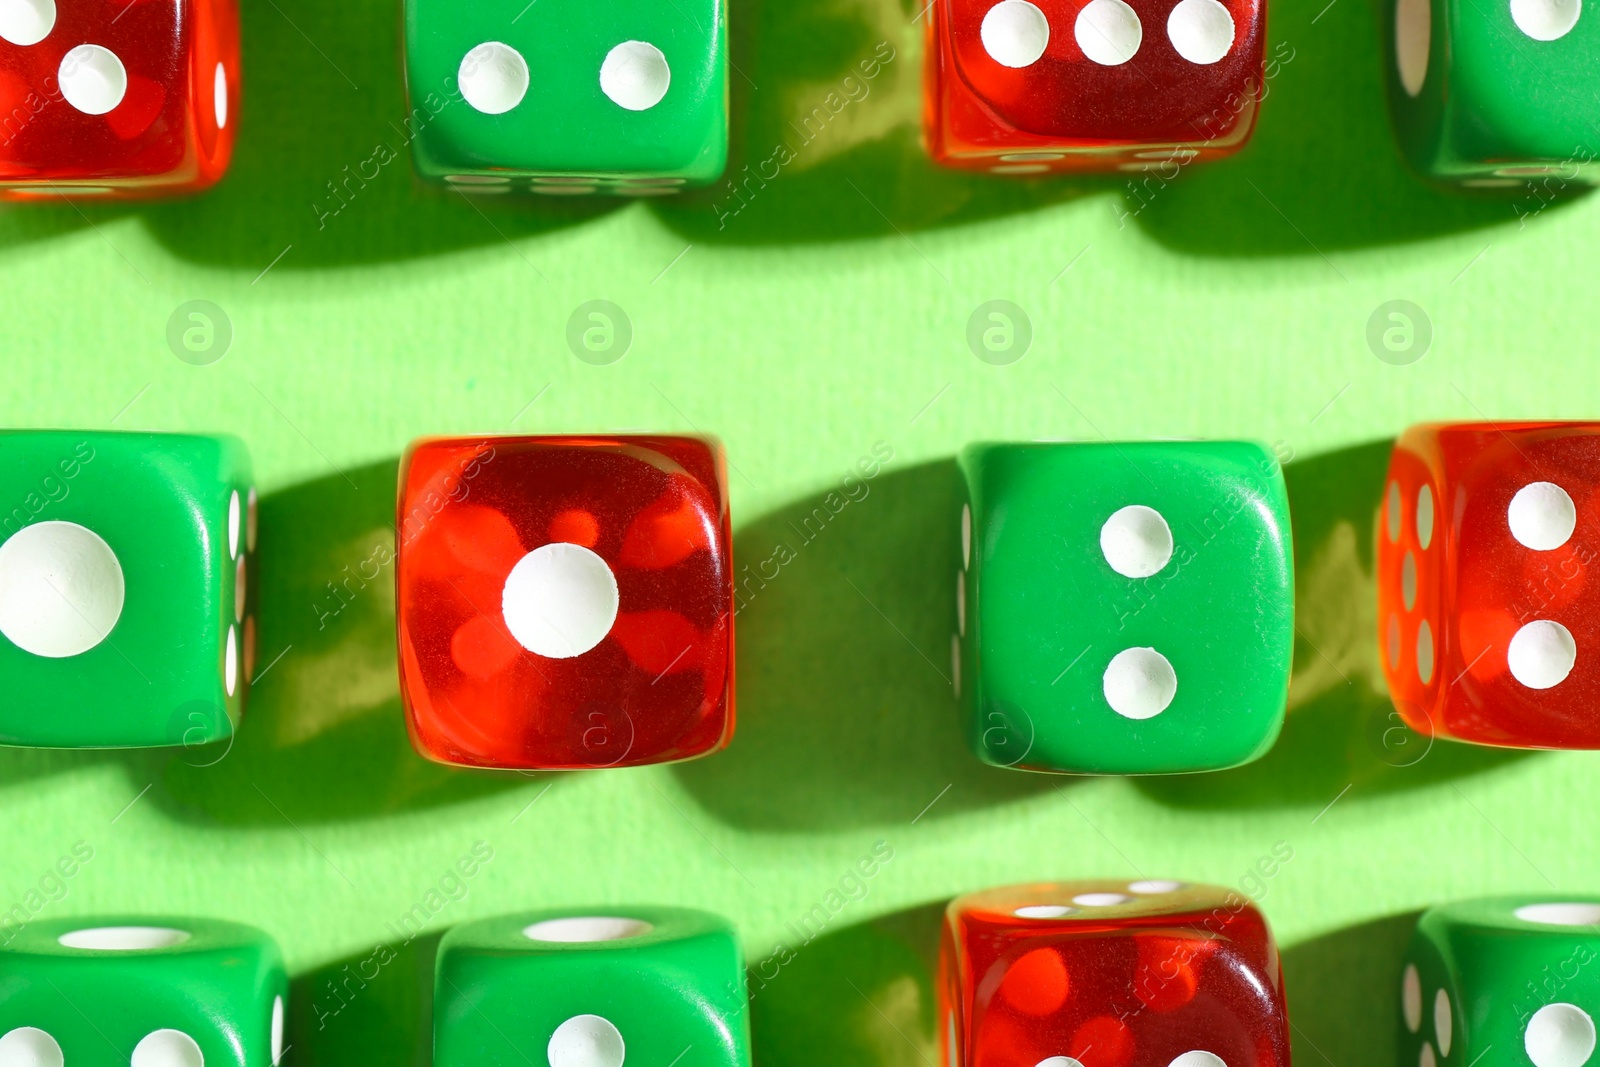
[404,0,728,195]
[0,431,255,749]
[1402,897,1600,1067]
[1383,0,1600,186]
[435,908,750,1067]
[0,916,287,1066]
[957,441,1294,775]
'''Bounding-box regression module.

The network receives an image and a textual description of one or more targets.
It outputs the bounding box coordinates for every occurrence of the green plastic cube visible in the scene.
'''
[957,441,1294,775]
[435,908,751,1067]
[1402,897,1600,1067]
[1383,0,1600,186]
[0,431,255,749]
[403,0,728,195]
[0,916,287,1066]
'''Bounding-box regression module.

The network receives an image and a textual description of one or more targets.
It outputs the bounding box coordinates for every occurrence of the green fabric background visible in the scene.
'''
[0,0,1588,1061]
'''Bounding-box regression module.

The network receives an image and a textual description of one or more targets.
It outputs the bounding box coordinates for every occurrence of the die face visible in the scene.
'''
[396,435,734,770]
[1403,897,1600,1067]
[0,915,287,1067]
[924,0,1265,174]
[435,907,750,1067]
[405,0,727,193]
[959,441,1293,775]
[0,0,240,199]
[942,881,1290,1067]
[1379,422,1600,748]
[1383,0,1600,185]
[0,431,254,748]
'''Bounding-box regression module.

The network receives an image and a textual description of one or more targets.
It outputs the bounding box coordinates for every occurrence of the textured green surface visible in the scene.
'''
[435,906,749,1067]
[1383,0,1600,182]
[0,913,286,1066]
[404,0,728,186]
[2,0,1600,1061]
[1403,896,1600,1067]
[959,441,1293,775]
[0,431,250,749]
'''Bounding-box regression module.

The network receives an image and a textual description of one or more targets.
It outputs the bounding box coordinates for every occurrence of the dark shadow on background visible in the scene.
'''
[1128,0,1576,254]
[653,0,1098,244]
[1138,440,1531,811]
[675,458,1055,831]
[1283,911,1418,1067]
[290,930,440,1067]
[146,458,537,825]
[751,902,942,1067]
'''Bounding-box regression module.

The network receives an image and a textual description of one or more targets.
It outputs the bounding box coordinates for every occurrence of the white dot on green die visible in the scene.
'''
[0,1027,63,1067]
[1103,647,1177,719]
[1526,1003,1596,1067]
[548,1014,626,1067]
[130,1029,203,1067]
[0,521,125,659]
[1100,504,1173,578]
[459,41,529,114]
[600,41,671,111]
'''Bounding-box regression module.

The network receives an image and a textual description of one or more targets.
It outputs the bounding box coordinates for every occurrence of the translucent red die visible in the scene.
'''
[0,0,239,199]
[1379,422,1600,749]
[940,881,1291,1067]
[924,0,1267,174]
[396,435,735,770]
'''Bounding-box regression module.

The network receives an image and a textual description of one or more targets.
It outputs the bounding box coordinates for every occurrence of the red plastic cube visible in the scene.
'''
[924,0,1266,173]
[1379,422,1600,749]
[940,880,1291,1067]
[396,435,735,770]
[0,0,239,199]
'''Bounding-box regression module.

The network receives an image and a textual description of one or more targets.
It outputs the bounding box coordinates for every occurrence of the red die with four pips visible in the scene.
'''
[0,0,239,199]
[1379,421,1600,749]
[940,880,1291,1067]
[396,434,735,770]
[925,0,1266,174]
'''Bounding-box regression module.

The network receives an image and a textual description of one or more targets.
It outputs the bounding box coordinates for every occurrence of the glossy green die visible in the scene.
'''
[435,908,750,1067]
[0,431,255,749]
[404,0,728,194]
[957,441,1294,775]
[1383,0,1600,186]
[0,916,287,1066]
[1402,897,1600,1067]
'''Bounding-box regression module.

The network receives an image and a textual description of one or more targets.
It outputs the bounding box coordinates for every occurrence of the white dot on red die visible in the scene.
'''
[1166,0,1234,63]
[1072,892,1132,907]
[1076,0,1143,65]
[0,0,54,46]
[0,1027,62,1067]
[131,1030,203,1067]
[1387,481,1403,542]
[1416,619,1435,683]
[1509,620,1576,689]
[600,41,671,111]
[1388,614,1402,670]
[548,1014,626,1067]
[1509,482,1577,550]
[1168,1053,1227,1067]
[1402,552,1418,610]
[1510,0,1581,39]
[1435,989,1454,1056]
[1395,0,1430,95]
[502,543,619,659]
[0,521,125,659]
[1036,1059,1088,1067]
[1416,484,1435,548]
[1016,905,1075,918]
[459,42,529,114]
[981,0,1051,66]
[1130,879,1185,893]
[1103,647,1176,719]
[214,62,228,129]
[1101,505,1173,577]
[1526,1004,1597,1067]
[58,44,127,115]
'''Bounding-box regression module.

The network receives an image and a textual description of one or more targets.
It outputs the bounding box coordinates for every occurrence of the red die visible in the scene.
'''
[396,435,735,770]
[940,881,1291,1067]
[1379,422,1600,749]
[925,0,1266,174]
[0,0,239,199]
